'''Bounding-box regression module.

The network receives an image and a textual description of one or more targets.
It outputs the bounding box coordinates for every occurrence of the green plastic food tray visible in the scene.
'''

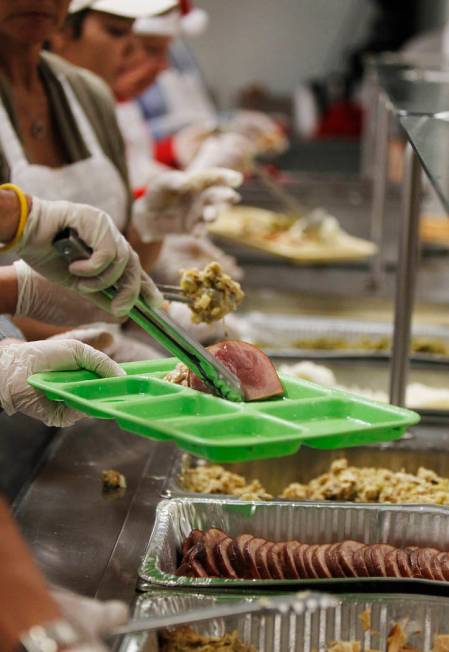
[28,358,420,463]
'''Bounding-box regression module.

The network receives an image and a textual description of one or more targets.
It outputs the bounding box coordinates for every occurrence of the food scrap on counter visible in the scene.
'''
[180,262,244,324]
[176,527,449,581]
[102,469,127,492]
[182,457,449,505]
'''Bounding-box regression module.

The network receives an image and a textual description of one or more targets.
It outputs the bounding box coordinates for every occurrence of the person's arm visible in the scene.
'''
[0,188,32,244]
[126,223,163,273]
[0,497,62,652]
[0,265,18,314]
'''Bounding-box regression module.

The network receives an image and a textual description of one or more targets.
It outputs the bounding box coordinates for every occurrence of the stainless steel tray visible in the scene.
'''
[120,591,449,652]
[162,446,449,502]
[236,313,449,361]
[138,497,449,590]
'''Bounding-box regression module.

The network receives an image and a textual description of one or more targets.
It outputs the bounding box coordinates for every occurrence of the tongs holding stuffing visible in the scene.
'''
[110,592,338,637]
[52,228,244,402]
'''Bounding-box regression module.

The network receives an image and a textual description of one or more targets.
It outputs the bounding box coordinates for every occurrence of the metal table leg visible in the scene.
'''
[389,143,422,406]
[368,92,391,289]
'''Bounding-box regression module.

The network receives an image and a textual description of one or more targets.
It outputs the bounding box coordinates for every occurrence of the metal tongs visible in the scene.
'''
[109,592,338,638]
[52,229,244,402]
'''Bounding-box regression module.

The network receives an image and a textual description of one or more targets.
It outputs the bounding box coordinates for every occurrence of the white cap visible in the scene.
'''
[69,0,174,19]
[134,0,208,37]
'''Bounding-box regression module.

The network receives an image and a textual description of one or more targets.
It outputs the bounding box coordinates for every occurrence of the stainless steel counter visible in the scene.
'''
[13,413,449,607]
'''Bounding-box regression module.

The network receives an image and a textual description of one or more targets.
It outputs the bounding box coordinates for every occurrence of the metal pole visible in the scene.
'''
[389,143,422,406]
[368,92,391,289]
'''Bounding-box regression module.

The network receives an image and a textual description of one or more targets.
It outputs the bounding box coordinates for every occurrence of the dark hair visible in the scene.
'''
[64,9,91,39]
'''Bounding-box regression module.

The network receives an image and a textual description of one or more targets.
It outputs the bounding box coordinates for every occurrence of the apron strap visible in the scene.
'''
[0,100,29,168]
[58,74,104,157]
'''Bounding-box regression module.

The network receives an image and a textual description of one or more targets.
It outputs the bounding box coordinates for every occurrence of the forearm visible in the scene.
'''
[12,317,67,340]
[0,497,61,652]
[0,266,18,313]
[0,189,31,243]
[126,223,163,272]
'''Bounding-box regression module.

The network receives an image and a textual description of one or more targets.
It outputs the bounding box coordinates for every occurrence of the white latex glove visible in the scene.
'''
[51,587,128,651]
[13,261,122,327]
[188,132,255,173]
[152,234,243,285]
[174,122,217,168]
[226,110,288,155]
[17,197,162,317]
[132,168,242,242]
[0,339,124,426]
[50,323,161,363]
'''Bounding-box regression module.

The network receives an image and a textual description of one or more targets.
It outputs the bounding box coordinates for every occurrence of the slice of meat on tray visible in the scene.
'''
[284,541,301,579]
[295,544,311,579]
[197,528,227,576]
[256,541,274,579]
[313,543,333,579]
[417,548,441,581]
[187,340,285,401]
[304,544,321,579]
[232,534,254,579]
[384,548,402,578]
[268,542,286,579]
[176,542,208,578]
[396,548,413,578]
[336,541,365,577]
[244,537,268,579]
[353,545,370,577]
[436,553,449,581]
[370,544,395,577]
[325,543,346,578]
[182,529,204,557]
[216,537,239,579]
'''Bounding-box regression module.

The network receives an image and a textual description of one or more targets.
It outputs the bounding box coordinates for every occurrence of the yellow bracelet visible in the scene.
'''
[0,183,29,253]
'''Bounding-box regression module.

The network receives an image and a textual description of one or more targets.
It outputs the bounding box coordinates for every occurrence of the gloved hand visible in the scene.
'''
[173,123,217,169]
[152,234,243,285]
[13,261,123,327]
[0,339,124,426]
[226,110,288,155]
[132,168,242,242]
[51,587,128,649]
[17,197,162,317]
[188,132,255,173]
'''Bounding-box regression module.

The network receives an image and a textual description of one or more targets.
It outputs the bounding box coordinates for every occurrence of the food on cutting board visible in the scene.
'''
[279,360,449,409]
[182,457,449,505]
[176,527,449,581]
[180,262,244,325]
[158,626,256,652]
[166,341,284,401]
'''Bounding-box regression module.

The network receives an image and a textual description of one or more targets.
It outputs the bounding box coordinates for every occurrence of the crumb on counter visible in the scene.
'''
[180,262,244,324]
[102,469,127,492]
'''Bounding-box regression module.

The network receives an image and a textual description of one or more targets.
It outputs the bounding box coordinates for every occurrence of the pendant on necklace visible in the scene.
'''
[30,121,46,140]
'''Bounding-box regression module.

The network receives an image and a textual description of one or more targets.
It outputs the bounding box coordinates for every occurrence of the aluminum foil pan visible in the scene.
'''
[120,591,449,652]
[162,446,449,504]
[235,313,449,359]
[138,498,449,589]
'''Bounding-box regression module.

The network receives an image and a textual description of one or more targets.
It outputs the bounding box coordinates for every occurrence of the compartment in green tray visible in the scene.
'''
[64,376,182,402]
[28,358,420,463]
[112,393,239,419]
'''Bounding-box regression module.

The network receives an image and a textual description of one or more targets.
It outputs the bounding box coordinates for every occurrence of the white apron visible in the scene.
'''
[0,75,128,241]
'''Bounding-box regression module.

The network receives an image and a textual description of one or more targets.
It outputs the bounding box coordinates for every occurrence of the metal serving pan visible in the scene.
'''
[162,446,449,502]
[138,498,449,590]
[120,591,449,652]
[236,313,449,363]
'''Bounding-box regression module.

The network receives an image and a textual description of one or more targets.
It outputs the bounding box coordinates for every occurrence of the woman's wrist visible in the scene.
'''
[0,189,31,243]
